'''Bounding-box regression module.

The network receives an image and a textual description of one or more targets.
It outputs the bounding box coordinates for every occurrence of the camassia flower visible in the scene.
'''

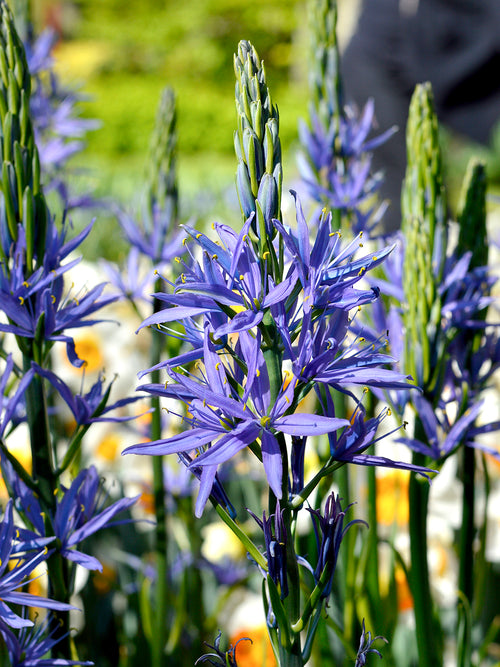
[249,502,289,600]
[398,393,500,462]
[272,191,392,309]
[0,614,93,666]
[32,364,145,426]
[124,329,349,516]
[306,493,364,600]
[0,227,116,366]
[274,305,413,398]
[196,630,249,667]
[354,619,387,666]
[2,466,139,571]
[0,501,75,628]
[0,354,34,437]
[297,101,395,237]
[138,214,297,341]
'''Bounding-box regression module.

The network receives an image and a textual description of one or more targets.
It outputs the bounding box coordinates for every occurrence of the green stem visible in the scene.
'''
[23,353,71,658]
[365,393,381,623]
[150,288,168,667]
[23,355,54,508]
[366,447,381,616]
[458,441,475,606]
[408,439,442,666]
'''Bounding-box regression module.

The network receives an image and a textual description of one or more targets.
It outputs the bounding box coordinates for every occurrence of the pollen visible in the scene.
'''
[18,296,24,305]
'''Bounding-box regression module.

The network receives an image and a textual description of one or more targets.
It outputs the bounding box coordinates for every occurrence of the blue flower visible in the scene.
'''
[273,192,392,307]
[324,401,434,478]
[50,467,140,571]
[307,493,364,599]
[298,101,395,236]
[0,354,34,437]
[196,631,249,667]
[354,619,387,666]
[0,614,93,666]
[250,502,289,600]
[32,363,145,426]
[138,215,297,340]
[0,501,74,628]
[102,247,153,304]
[124,329,349,516]
[0,227,116,366]
[25,28,100,202]
[398,393,500,462]
[1,466,139,572]
[274,305,413,398]
[115,204,183,267]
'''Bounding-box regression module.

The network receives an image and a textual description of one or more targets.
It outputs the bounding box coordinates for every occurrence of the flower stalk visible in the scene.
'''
[402,82,446,665]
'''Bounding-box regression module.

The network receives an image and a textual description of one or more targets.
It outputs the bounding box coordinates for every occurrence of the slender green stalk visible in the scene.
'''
[23,353,72,659]
[144,86,178,665]
[307,0,342,146]
[408,426,442,666]
[458,445,475,605]
[150,289,168,667]
[365,448,381,619]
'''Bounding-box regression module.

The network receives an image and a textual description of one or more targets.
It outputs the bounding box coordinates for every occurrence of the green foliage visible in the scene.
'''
[56,0,306,207]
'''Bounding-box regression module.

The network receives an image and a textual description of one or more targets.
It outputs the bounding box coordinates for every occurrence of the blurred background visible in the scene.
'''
[23,0,500,251]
